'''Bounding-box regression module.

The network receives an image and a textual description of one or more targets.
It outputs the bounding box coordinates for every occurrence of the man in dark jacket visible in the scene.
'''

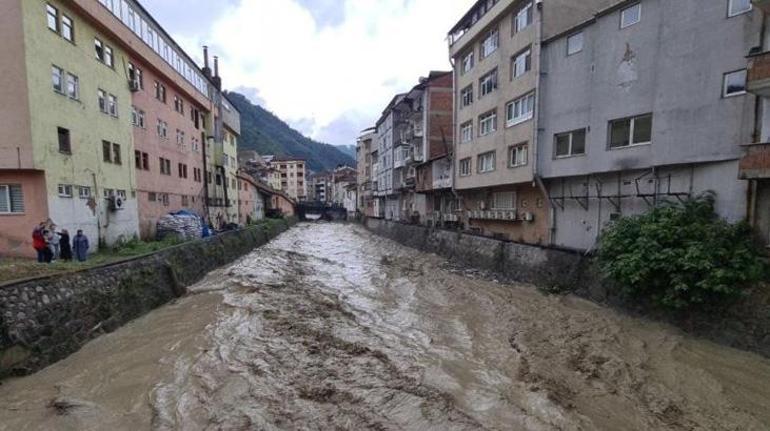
[58,229,72,261]
[72,230,89,262]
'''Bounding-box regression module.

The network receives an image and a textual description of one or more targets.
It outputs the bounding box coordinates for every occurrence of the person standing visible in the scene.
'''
[58,229,72,261]
[47,225,60,261]
[32,222,47,263]
[72,230,90,262]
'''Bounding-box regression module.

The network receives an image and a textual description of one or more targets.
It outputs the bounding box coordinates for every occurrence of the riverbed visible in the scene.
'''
[1,222,769,430]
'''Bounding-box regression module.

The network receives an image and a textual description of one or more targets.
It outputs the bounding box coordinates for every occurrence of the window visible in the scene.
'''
[479,111,497,136]
[479,68,498,97]
[511,48,531,79]
[154,81,166,103]
[555,129,587,157]
[102,141,112,162]
[57,127,71,154]
[52,66,63,93]
[103,189,114,199]
[174,96,184,114]
[509,143,528,167]
[514,2,533,33]
[461,85,474,107]
[459,158,472,177]
[506,92,535,127]
[480,29,499,59]
[493,191,516,210]
[78,186,91,199]
[95,38,113,67]
[609,114,652,148]
[134,150,142,169]
[723,69,747,97]
[621,4,641,28]
[567,32,584,56]
[128,63,143,89]
[148,192,157,202]
[178,163,188,179]
[104,45,114,67]
[112,143,121,165]
[161,193,170,206]
[477,151,496,173]
[461,121,474,143]
[181,195,189,207]
[157,119,168,139]
[0,185,24,214]
[159,157,171,175]
[66,73,79,99]
[108,94,118,117]
[46,4,59,32]
[57,184,73,198]
[98,89,107,113]
[61,15,73,42]
[728,0,752,17]
[142,152,149,170]
[462,51,475,74]
[131,106,145,128]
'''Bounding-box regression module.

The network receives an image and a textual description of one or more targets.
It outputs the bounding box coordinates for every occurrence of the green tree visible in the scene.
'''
[598,192,766,310]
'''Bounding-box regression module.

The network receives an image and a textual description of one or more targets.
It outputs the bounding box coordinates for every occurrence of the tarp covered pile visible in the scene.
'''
[156,210,203,240]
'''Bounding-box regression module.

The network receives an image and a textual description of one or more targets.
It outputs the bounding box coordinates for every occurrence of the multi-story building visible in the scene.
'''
[331,166,357,206]
[273,157,306,201]
[1,0,144,256]
[539,0,760,250]
[236,172,268,224]
[448,0,616,244]
[356,128,376,216]
[743,0,770,247]
[311,171,332,203]
[375,94,405,221]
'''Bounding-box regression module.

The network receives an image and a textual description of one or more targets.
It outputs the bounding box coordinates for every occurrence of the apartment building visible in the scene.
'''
[311,171,332,203]
[741,0,770,246]
[1,0,141,256]
[206,91,241,227]
[375,94,405,221]
[273,157,307,201]
[356,128,376,216]
[539,0,760,250]
[448,0,616,244]
[236,172,267,224]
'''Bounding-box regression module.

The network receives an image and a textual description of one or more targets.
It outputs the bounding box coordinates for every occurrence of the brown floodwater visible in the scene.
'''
[1,222,769,430]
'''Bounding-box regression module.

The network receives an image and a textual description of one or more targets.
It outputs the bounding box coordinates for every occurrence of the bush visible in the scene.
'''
[598,192,767,310]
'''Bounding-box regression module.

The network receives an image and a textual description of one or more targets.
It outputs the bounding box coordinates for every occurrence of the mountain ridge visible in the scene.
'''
[225,91,356,172]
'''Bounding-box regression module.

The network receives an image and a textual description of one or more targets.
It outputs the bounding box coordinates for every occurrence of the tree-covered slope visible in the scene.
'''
[225,91,355,172]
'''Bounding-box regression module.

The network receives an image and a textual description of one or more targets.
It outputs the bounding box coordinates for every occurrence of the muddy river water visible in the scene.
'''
[1,223,770,430]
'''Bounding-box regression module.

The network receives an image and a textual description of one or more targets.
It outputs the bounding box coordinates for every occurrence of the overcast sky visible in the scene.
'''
[140,0,472,147]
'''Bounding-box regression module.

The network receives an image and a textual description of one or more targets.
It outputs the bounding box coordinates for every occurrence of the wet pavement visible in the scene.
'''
[1,222,770,430]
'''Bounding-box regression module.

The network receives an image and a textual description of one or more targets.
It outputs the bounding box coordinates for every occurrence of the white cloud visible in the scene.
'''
[176,0,471,145]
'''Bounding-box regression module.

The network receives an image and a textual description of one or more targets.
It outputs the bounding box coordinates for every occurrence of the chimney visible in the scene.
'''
[213,55,222,90]
[202,46,212,78]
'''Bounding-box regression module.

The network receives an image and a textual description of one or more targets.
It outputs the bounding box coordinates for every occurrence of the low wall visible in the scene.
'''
[0,218,296,377]
[365,218,770,358]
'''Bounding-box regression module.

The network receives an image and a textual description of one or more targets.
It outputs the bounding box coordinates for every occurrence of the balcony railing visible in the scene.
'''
[739,143,770,179]
[747,50,770,97]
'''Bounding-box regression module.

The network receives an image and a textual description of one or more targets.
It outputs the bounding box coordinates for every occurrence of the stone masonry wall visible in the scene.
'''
[365,218,770,358]
[0,218,296,378]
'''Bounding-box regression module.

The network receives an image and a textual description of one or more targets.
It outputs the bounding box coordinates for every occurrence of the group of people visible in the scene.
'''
[32,221,89,263]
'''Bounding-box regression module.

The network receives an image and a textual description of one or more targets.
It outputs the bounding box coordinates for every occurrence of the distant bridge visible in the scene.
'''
[296,202,349,222]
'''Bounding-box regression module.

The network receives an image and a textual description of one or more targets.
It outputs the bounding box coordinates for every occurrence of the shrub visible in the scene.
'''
[598,192,767,310]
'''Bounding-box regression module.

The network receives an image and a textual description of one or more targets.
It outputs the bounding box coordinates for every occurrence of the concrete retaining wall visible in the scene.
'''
[0,218,296,377]
[365,218,770,358]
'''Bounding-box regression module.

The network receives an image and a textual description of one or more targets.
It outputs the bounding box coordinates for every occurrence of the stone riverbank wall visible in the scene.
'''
[0,218,296,378]
[364,218,770,358]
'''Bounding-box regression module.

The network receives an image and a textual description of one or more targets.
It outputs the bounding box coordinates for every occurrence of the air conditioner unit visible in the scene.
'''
[129,80,140,92]
[522,212,535,222]
[506,211,516,221]
[108,196,124,212]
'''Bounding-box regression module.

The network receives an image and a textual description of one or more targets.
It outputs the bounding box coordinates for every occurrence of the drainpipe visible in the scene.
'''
[532,0,554,245]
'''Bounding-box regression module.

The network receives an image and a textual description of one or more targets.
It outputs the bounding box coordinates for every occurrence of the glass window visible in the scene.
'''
[506,93,535,126]
[102,141,112,163]
[479,68,498,97]
[462,52,475,74]
[512,48,531,79]
[621,4,641,28]
[479,111,497,136]
[509,144,528,167]
[728,0,752,17]
[46,4,58,32]
[480,29,499,58]
[493,191,516,209]
[58,184,73,198]
[104,45,114,67]
[57,127,71,153]
[459,158,472,177]
[66,73,79,99]
[52,66,63,93]
[108,94,118,117]
[0,184,24,213]
[98,89,107,113]
[79,186,91,199]
[514,2,533,33]
[567,32,584,56]
[723,69,747,97]
[609,114,652,148]
[461,85,474,107]
[477,151,496,173]
[61,15,73,41]
[554,129,586,158]
[112,143,121,165]
[94,38,103,61]
[461,122,474,143]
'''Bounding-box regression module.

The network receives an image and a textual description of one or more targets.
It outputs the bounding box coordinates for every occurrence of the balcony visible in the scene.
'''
[747,50,770,97]
[740,143,770,179]
[753,0,770,13]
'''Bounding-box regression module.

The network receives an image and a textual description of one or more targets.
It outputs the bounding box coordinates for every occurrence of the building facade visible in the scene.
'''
[539,0,760,250]
[356,128,376,216]
[272,157,307,201]
[375,95,405,221]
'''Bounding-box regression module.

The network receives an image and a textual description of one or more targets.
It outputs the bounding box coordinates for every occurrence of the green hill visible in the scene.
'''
[225,91,356,172]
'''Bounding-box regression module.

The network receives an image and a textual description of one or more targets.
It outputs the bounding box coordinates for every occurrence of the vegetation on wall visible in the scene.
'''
[225,91,355,172]
[598,192,767,310]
